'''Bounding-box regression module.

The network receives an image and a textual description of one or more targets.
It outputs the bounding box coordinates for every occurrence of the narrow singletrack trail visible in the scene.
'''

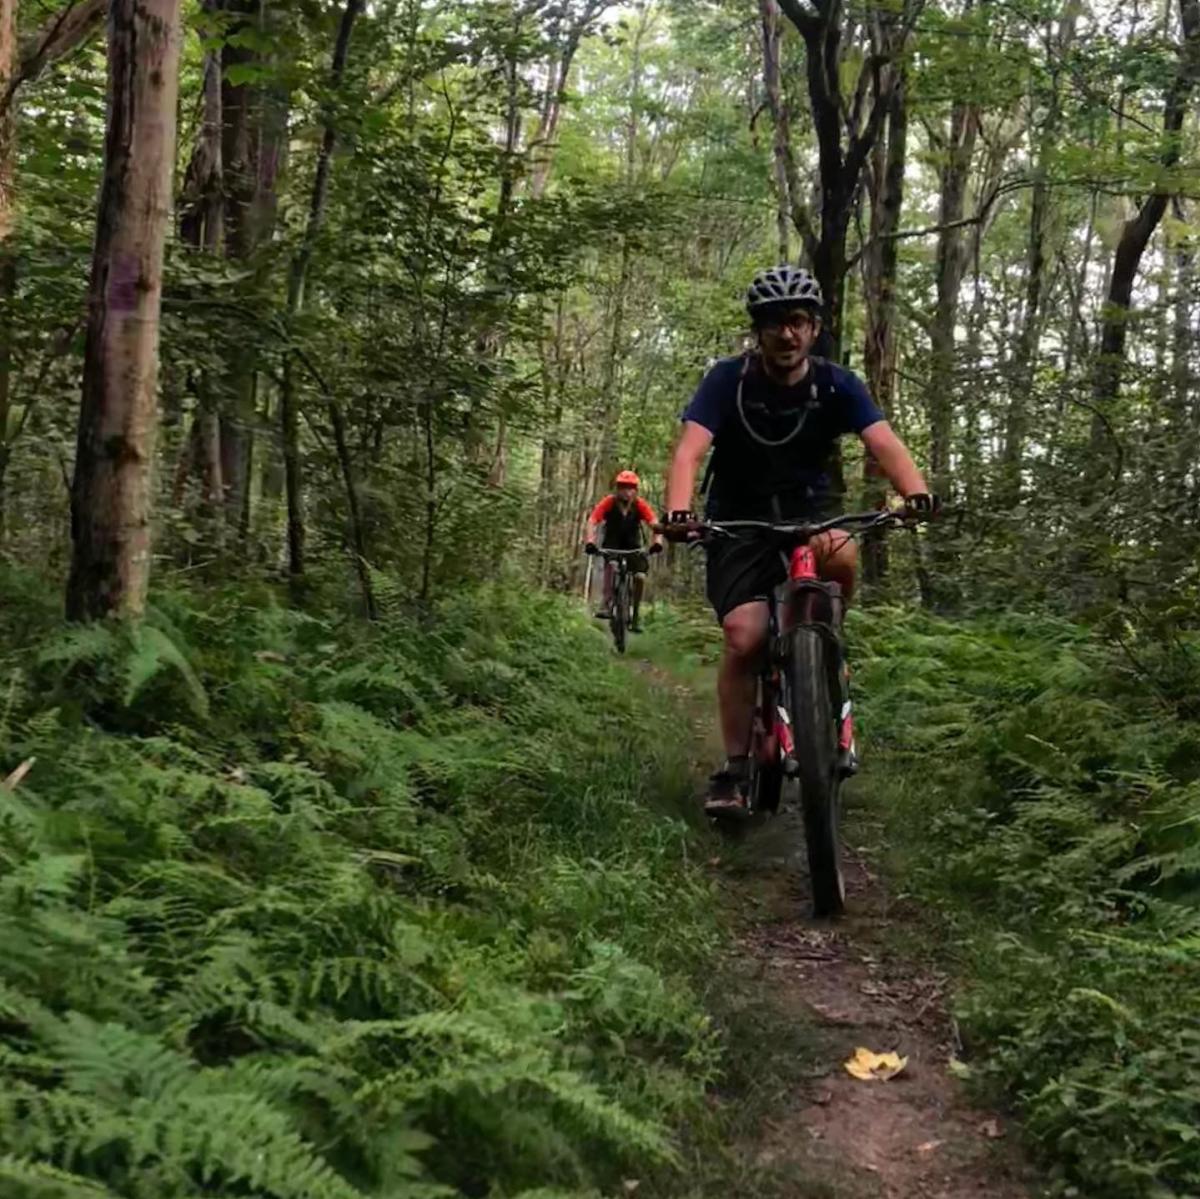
[717,811,1037,1198]
[633,632,1042,1199]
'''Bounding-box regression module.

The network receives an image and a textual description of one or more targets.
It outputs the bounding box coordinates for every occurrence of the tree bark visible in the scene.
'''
[926,95,977,501]
[0,0,14,542]
[759,0,792,263]
[66,0,183,621]
[280,0,364,585]
[178,16,225,528]
[860,66,907,586]
[776,0,917,357]
[221,0,287,530]
[1,0,105,116]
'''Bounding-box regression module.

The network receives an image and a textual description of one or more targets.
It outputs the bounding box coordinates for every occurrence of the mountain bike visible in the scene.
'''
[682,510,910,917]
[596,548,644,654]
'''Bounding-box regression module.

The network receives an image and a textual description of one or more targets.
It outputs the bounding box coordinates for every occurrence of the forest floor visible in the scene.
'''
[634,619,1045,1199]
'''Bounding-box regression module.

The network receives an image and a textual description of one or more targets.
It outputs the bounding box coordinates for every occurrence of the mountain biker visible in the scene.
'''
[585,470,663,633]
[661,265,936,815]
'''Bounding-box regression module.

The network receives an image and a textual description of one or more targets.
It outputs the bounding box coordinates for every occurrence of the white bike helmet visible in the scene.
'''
[745,264,824,316]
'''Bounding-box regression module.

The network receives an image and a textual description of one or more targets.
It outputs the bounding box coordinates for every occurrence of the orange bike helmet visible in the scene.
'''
[615,470,640,487]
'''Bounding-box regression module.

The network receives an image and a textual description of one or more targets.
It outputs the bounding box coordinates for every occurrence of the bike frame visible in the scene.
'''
[697,512,896,791]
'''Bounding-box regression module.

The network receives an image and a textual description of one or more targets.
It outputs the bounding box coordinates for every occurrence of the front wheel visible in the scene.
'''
[611,574,628,653]
[787,626,844,917]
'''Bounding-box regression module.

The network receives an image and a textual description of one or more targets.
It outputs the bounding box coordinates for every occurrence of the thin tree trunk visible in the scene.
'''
[1,0,105,116]
[759,0,792,262]
[1087,0,1200,489]
[0,0,14,543]
[280,0,364,586]
[66,0,182,621]
[927,99,978,501]
[329,398,378,619]
[860,66,907,587]
[179,21,225,528]
[221,0,287,530]
[1167,224,1196,531]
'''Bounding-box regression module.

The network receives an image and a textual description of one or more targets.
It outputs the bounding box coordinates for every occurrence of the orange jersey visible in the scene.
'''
[589,495,657,549]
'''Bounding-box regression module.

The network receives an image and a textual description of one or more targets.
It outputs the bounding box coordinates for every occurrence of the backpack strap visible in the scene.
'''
[697,353,754,502]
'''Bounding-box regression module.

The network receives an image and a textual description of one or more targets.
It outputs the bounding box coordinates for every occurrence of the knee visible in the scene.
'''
[817,529,858,572]
[722,610,767,660]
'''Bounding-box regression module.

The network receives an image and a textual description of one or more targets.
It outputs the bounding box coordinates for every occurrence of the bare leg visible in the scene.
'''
[718,601,770,757]
[632,573,645,624]
[813,528,859,604]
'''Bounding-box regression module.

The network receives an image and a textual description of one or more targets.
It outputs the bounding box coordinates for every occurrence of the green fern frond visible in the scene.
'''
[0,1154,119,1198]
[122,625,209,720]
[35,627,115,670]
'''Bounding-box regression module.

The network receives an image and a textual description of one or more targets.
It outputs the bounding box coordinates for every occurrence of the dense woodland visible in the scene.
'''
[1,0,1198,615]
[2,1,1200,1197]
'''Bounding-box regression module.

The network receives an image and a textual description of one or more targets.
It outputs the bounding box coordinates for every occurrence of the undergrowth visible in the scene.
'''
[852,605,1200,1199]
[0,566,722,1199]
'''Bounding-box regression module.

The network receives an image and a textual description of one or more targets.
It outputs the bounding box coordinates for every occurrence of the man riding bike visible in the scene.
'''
[586,470,663,633]
[661,265,936,815]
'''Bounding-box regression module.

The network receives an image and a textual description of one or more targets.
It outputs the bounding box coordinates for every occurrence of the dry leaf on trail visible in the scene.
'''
[917,1140,943,1155]
[978,1118,1005,1139]
[844,1046,909,1081]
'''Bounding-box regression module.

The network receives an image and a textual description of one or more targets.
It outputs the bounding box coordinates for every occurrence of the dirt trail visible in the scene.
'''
[634,646,1040,1198]
[716,802,1038,1198]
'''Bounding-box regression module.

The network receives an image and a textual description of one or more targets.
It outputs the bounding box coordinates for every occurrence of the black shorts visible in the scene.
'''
[704,502,836,623]
[705,536,788,623]
[606,550,649,575]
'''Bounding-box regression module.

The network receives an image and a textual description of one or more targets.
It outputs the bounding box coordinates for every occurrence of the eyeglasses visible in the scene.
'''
[758,311,817,335]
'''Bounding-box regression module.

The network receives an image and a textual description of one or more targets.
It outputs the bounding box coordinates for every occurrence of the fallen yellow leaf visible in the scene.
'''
[844,1046,909,1081]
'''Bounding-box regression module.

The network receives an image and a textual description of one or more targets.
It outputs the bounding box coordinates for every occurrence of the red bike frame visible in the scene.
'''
[756,540,853,779]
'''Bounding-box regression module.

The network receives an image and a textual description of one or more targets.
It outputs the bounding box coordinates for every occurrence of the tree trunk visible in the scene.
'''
[221,0,287,530]
[329,398,378,619]
[927,99,978,501]
[860,66,907,587]
[66,0,182,621]
[1087,0,1200,490]
[280,0,364,585]
[0,0,14,542]
[1,0,105,116]
[759,0,792,263]
[1167,225,1196,534]
[178,19,225,529]
[776,0,915,357]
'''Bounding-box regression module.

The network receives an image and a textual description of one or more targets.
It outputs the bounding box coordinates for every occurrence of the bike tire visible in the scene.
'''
[611,576,627,653]
[787,626,844,917]
[752,676,784,813]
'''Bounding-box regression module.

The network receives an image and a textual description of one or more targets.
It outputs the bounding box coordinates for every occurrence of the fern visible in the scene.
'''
[0,1155,120,1198]
[122,625,209,719]
[0,581,719,1198]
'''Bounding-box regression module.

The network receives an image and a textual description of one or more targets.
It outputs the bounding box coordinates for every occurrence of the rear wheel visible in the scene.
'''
[611,573,628,653]
[787,626,844,917]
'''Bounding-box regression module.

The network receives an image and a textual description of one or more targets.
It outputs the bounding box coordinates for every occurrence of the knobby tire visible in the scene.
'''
[612,573,627,654]
[788,626,844,917]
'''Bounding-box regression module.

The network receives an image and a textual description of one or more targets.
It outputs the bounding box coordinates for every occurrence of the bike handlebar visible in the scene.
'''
[653,509,914,543]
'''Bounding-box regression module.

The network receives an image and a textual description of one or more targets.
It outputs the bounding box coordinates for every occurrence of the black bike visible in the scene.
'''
[595,548,643,654]
[683,510,910,917]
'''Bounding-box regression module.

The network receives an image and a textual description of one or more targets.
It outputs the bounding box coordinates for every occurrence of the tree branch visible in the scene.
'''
[2,0,106,115]
[776,0,820,36]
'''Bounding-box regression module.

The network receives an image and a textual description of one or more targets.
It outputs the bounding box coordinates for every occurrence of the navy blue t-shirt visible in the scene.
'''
[681,354,885,519]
